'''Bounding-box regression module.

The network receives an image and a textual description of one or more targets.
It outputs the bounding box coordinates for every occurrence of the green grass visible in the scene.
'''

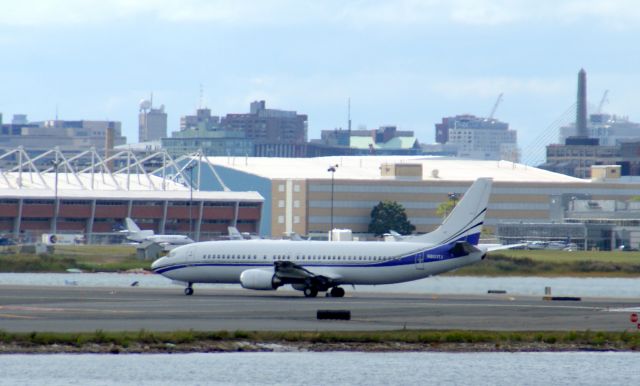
[1,329,639,351]
[450,250,640,277]
[0,245,148,272]
[493,249,640,264]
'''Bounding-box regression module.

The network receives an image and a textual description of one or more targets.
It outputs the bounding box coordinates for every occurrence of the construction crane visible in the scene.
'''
[597,90,609,114]
[488,93,503,119]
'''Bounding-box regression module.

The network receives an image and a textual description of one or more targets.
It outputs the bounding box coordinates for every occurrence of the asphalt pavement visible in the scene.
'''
[0,285,638,332]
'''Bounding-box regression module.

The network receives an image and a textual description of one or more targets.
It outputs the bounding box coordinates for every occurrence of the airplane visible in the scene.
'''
[151,178,492,297]
[227,226,262,240]
[227,226,246,240]
[121,217,194,246]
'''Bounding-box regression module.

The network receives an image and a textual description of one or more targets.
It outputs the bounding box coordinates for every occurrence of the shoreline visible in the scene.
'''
[1,330,639,354]
[1,341,637,354]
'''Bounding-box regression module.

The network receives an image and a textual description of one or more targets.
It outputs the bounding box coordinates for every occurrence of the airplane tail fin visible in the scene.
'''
[228,226,244,240]
[123,217,154,242]
[125,218,142,233]
[412,178,492,246]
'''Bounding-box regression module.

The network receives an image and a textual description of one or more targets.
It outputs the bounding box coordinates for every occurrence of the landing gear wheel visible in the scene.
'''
[303,286,318,298]
[184,284,194,296]
[330,287,345,298]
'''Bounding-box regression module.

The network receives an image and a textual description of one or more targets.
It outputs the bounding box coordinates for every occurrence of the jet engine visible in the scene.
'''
[239,269,281,290]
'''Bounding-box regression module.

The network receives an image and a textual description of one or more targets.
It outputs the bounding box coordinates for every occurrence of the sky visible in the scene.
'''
[1,0,639,164]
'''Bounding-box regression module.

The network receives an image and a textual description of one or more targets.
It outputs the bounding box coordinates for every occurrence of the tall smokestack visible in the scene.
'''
[576,68,588,137]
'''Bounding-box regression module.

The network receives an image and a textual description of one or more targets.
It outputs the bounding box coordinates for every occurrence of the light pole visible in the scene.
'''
[186,164,195,239]
[52,159,61,235]
[327,164,338,240]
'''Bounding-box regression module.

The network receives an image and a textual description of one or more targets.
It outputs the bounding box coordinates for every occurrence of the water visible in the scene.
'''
[0,352,637,385]
[1,273,640,298]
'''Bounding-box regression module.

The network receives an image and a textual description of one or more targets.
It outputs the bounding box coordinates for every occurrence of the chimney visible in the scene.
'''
[576,69,588,137]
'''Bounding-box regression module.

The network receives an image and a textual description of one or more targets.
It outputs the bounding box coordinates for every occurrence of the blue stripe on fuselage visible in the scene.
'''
[151,233,480,275]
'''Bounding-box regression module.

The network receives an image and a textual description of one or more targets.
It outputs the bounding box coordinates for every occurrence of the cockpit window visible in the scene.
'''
[168,250,176,258]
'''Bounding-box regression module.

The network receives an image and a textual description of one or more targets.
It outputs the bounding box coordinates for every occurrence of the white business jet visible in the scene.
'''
[152,178,492,297]
[122,218,194,246]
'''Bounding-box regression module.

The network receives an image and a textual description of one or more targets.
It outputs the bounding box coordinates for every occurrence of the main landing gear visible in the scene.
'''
[184,282,194,296]
[303,286,318,298]
[303,286,345,298]
[329,287,345,298]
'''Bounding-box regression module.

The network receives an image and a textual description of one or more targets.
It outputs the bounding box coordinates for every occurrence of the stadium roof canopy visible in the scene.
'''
[205,156,588,183]
[0,147,262,202]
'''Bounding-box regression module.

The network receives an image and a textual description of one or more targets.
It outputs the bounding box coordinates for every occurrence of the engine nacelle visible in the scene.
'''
[240,269,281,290]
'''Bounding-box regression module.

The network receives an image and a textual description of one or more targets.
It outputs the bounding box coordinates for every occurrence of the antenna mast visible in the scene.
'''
[199,83,204,109]
[347,97,351,132]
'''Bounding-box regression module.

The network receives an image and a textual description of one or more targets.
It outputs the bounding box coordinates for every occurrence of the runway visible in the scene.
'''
[0,285,638,332]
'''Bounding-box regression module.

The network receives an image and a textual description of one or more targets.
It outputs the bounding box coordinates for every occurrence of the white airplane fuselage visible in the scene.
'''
[144,234,194,245]
[152,238,484,286]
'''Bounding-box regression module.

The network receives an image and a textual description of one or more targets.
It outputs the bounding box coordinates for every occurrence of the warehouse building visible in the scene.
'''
[197,156,640,243]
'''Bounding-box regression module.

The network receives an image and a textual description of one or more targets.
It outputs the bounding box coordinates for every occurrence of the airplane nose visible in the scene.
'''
[151,257,165,272]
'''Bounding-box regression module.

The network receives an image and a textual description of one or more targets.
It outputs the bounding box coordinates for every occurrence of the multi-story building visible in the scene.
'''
[314,126,421,156]
[559,114,640,146]
[542,142,620,178]
[221,100,307,144]
[138,98,167,142]
[180,108,221,132]
[0,114,126,154]
[435,114,519,162]
[162,130,254,157]
[162,108,254,157]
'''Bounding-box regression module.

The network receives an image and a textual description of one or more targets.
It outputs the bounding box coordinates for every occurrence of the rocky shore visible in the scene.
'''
[1,340,636,354]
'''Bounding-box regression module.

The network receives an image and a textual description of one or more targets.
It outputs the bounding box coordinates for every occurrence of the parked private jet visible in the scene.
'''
[152,178,492,297]
[122,218,194,246]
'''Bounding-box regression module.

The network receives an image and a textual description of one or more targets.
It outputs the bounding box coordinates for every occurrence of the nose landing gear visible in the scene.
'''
[184,283,194,296]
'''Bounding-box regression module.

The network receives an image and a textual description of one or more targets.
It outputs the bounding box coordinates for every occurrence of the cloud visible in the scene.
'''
[448,0,522,26]
[2,0,640,28]
[430,76,569,99]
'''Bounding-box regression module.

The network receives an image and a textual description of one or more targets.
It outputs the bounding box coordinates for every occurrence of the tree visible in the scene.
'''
[436,193,460,219]
[368,201,415,237]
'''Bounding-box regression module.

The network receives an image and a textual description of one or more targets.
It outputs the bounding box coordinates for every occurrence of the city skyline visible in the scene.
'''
[1,0,639,164]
